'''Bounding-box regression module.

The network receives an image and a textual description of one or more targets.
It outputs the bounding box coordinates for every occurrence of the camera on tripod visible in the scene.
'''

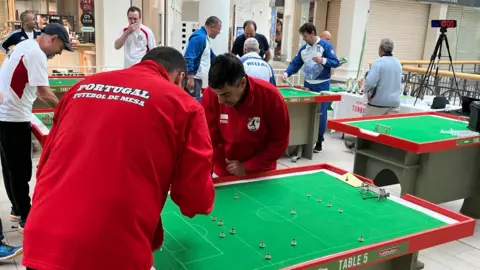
[431,20,457,29]
[414,19,460,108]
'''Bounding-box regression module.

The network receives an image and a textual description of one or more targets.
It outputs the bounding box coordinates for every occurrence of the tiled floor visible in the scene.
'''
[0,132,479,269]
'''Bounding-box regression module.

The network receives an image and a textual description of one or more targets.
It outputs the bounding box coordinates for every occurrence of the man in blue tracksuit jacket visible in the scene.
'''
[184,16,222,101]
[0,11,41,53]
[282,23,339,153]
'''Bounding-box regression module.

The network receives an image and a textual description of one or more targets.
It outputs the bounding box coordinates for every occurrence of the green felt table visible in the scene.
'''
[278,88,320,98]
[49,78,83,88]
[346,115,470,143]
[328,112,480,218]
[33,112,53,130]
[277,87,340,162]
[153,170,447,270]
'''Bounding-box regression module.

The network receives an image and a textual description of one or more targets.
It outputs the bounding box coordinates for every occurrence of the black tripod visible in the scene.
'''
[414,27,461,105]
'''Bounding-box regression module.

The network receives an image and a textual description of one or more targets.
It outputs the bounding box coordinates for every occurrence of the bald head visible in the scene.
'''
[244,38,260,54]
[320,31,331,41]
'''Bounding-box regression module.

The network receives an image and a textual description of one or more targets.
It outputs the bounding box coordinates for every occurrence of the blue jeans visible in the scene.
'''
[184,78,203,101]
[305,82,329,143]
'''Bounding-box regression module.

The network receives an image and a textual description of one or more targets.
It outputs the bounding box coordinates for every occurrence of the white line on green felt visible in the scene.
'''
[215,169,458,225]
[429,114,469,123]
[237,190,333,248]
[31,113,50,135]
[251,223,444,270]
[388,196,457,224]
[163,227,187,252]
[163,246,188,270]
[183,253,224,265]
[173,212,224,255]
[231,234,273,264]
[275,178,378,218]
[345,114,468,125]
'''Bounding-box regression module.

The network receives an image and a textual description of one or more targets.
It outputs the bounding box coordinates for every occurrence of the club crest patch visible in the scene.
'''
[137,35,143,41]
[247,117,260,131]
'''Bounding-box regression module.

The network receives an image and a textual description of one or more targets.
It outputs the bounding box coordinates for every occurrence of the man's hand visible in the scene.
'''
[281,72,289,82]
[126,23,138,34]
[312,56,324,64]
[226,159,246,176]
[358,78,364,89]
[186,76,195,90]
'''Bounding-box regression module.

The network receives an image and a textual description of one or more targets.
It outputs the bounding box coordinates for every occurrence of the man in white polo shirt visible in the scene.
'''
[114,6,156,68]
[0,23,72,233]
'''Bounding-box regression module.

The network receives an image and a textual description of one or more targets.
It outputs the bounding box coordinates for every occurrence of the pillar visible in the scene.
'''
[198,0,231,54]
[314,0,328,33]
[422,4,448,60]
[95,0,131,69]
[331,0,370,82]
[143,0,161,46]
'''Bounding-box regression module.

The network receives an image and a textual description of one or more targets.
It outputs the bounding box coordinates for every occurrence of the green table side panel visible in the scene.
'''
[34,113,53,130]
[279,88,320,98]
[49,78,84,88]
[346,115,471,143]
[153,171,446,270]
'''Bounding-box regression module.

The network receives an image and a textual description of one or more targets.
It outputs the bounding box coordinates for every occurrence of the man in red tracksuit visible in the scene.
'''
[22,47,215,270]
[201,53,290,177]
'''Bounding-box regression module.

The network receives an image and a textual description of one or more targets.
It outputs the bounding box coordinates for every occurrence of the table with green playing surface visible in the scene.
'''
[328,112,480,218]
[31,109,53,146]
[278,86,341,162]
[152,164,474,270]
[33,76,85,109]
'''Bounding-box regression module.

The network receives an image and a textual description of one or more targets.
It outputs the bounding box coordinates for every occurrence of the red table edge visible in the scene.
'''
[31,109,55,147]
[49,75,87,79]
[277,86,342,104]
[328,111,479,154]
[214,163,476,270]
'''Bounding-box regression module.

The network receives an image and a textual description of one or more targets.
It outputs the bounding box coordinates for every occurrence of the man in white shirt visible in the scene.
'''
[0,23,71,234]
[240,38,276,86]
[114,6,156,68]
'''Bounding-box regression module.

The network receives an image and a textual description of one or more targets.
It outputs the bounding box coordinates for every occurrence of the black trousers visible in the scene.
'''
[0,121,32,223]
[0,218,4,243]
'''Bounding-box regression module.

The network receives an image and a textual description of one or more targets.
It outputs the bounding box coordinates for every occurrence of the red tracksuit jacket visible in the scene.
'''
[23,60,215,270]
[201,76,290,176]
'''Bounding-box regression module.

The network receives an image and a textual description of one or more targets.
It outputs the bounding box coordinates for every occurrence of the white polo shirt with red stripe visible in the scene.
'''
[121,24,156,68]
[0,39,49,122]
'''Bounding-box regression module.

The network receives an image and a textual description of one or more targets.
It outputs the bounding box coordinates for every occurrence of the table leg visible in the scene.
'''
[461,183,480,219]
[361,252,423,270]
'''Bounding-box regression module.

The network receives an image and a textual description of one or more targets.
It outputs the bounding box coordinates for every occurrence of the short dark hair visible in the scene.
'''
[299,23,316,35]
[208,53,246,89]
[243,20,257,31]
[20,11,33,22]
[141,47,186,73]
[205,16,221,26]
[127,6,142,17]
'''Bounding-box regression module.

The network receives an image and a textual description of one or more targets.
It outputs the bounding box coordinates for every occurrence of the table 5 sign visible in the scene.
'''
[309,242,409,270]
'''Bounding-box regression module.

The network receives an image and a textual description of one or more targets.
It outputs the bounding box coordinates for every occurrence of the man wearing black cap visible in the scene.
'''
[0,23,72,235]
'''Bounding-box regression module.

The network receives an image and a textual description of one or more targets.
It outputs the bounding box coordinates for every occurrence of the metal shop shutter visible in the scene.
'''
[325,0,341,49]
[361,0,430,73]
[446,6,480,62]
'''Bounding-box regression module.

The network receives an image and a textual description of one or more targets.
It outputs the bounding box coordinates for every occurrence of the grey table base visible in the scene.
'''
[285,102,320,162]
[353,137,480,218]
[359,252,423,270]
